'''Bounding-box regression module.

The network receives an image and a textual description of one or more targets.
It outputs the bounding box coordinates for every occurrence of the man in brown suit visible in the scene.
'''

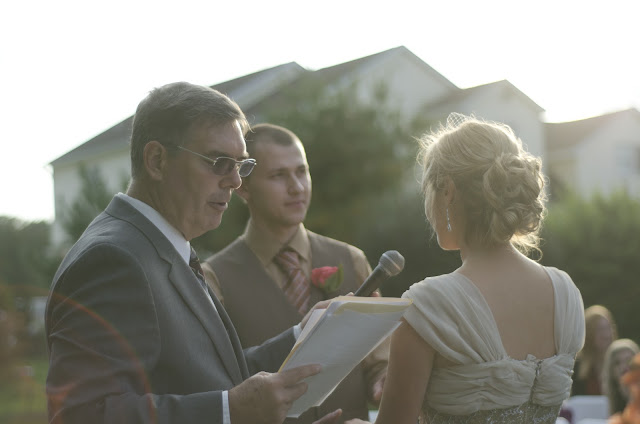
[202,123,388,423]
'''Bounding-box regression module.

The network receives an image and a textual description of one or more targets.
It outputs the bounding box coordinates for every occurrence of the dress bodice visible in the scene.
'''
[402,266,585,421]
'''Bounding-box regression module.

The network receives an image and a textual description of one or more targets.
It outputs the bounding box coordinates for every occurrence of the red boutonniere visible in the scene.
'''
[311,265,343,293]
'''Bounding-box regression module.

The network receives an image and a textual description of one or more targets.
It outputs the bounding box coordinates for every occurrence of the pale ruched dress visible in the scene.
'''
[401,266,585,423]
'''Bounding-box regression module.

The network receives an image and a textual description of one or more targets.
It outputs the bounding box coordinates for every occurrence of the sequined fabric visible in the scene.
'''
[421,402,561,424]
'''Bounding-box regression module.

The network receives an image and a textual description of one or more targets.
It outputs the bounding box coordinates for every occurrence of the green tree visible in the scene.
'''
[193,79,444,291]
[195,80,429,242]
[0,217,55,292]
[60,164,128,244]
[265,80,427,241]
[0,216,55,361]
[541,190,640,342]
[355,185,461,297]
[0,282,23,381]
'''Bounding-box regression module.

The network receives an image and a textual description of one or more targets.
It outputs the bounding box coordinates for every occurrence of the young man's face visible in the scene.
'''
[239,139,312,232]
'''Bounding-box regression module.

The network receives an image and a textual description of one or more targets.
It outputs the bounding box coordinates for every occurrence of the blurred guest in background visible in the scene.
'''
[572,305,618,396]
[604,339,640,415]
[608,352,640,424]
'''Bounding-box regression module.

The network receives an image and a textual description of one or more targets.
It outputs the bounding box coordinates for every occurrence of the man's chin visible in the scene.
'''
[286,211,307,226]
[196,217,223,238]
[210,217,223,231]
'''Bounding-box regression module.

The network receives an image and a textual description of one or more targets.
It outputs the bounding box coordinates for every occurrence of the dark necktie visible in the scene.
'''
[189,247,209,293]
[274,248,310,315]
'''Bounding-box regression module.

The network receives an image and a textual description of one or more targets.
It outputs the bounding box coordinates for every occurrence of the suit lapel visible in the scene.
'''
[106,197,244,385]
[168,254,244,385]
[208,290,250,381]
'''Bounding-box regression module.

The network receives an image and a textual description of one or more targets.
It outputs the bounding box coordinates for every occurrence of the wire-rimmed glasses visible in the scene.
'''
[177,146,256,177]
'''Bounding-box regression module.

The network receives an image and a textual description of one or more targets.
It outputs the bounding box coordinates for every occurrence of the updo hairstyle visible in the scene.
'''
[418,114,546,254]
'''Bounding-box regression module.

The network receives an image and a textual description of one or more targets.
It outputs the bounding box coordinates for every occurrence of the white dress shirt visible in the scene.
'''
[118,193,231,424]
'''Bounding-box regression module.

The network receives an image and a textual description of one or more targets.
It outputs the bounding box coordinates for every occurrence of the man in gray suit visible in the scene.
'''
[45,82,341,424]
[202,124,389,423]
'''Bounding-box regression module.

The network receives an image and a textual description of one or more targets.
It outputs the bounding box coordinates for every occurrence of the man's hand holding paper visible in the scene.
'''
[280,296,411,418]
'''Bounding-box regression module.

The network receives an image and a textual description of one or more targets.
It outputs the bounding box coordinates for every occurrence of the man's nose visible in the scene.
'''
[226,167,243,190]
[288,175,305,193]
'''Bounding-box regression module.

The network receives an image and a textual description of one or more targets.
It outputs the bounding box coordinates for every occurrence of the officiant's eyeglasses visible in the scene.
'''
[177,146,256,177]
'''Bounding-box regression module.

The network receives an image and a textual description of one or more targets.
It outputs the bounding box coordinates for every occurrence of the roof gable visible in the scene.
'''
[310,46,457,90]
[426,79,544,114]
[51,116,133,167]
[244,45,458,119]
[212,62,301,94]
[546,108,640,151]
[50,62,306,166]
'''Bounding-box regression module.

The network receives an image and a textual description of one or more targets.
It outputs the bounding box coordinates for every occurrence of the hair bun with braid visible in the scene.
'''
[419,114,546,254]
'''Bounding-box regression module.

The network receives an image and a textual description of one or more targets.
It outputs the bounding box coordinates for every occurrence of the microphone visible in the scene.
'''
[354,250,405,297]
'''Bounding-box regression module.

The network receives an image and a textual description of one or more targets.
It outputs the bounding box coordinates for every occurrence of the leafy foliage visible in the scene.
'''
[46,82,640,347]
[0,356,48,421]
[355,184,462,296]
[541,190,640,342]
[195,79,432,254]
[255,80,452,293]
[59,164,126,244]
[0,217,55,291]
[264,80,427,241]
[0,218,53,384]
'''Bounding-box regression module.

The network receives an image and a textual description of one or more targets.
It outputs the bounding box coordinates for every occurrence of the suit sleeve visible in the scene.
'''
[243,328,296,374]
[46,243,225,424]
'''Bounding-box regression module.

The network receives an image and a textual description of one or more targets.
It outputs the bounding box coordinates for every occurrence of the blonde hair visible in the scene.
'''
[602,338,640,415]
[418,114,546,254]
[577,305,618,380]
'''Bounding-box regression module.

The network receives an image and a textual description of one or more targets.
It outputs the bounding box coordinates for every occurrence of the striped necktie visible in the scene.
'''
[189,247,208,293]
[274,248,310,315]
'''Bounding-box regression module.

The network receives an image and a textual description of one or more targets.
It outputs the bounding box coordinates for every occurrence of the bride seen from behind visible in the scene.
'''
[347,114,586,424]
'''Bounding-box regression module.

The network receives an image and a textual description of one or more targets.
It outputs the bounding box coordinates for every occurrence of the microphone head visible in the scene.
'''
[379,250,405,277]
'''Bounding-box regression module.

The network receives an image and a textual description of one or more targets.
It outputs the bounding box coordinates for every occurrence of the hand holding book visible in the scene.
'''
[280,296,412,418]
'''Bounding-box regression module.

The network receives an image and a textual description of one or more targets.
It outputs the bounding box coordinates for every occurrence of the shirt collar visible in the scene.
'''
[244,220,310,265]
[117,193,191,264]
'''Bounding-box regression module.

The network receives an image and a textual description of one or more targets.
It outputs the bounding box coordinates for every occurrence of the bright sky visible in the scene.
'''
[2,0,639,222]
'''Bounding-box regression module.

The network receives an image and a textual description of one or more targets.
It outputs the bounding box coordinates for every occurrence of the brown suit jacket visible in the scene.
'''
[205,230,371,423]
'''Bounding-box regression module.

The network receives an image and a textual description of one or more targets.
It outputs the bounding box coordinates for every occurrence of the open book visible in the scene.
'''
[279,296,412,418]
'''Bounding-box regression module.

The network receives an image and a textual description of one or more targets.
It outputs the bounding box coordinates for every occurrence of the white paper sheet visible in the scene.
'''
[280,296,412,418]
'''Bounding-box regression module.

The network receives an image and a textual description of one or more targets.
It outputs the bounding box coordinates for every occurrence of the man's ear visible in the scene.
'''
[143,141,167,181]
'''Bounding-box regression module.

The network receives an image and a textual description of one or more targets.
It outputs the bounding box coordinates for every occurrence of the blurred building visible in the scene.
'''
[546,108,640,199]
[50,46,637,247]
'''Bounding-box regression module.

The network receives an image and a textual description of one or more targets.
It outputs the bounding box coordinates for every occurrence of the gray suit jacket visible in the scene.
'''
[45,196,295,424]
